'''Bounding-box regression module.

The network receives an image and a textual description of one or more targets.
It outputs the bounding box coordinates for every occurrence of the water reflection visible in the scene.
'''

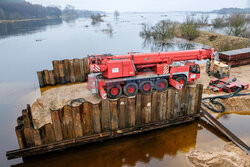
[142,37,198,52]
[0,19,62,39]
[13,121,202,167]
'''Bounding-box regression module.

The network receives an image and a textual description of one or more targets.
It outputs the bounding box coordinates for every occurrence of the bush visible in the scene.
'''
[196,14,209,25]
[180,16,199,40]
[226,13,247,37]
[140,20,176,42]
[212,16,226,28]
[91,13,103,23]
[139,23,153,39]
[151,20,176,41]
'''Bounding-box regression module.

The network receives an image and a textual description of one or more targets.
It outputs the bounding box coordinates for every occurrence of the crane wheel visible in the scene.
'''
[139,81,153,94]
[155,79,168,91]
[107,85,122,99]
[175,76,187,87]
[123,83,138,96]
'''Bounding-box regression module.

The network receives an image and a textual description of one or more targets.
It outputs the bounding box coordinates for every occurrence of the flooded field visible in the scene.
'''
[0,12,249,166]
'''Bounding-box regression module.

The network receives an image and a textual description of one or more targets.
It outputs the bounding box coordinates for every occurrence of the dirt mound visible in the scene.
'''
[188,142,250,167]
[31,83,101,129]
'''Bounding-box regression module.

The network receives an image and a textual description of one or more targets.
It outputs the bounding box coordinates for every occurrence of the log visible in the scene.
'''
[141,94,151,123]
[167,89,176,119]
[83,57,89,79]
[187,86,196,115]
[135,94,142,125]
[58,61,66,84]
[81,102,94,135]
[174,90,181,118]
[51,110,63,141]
[69,59,76,83]
[22,109,32,128]
[109,100,118,130]
[101,100,111,131]
[151,91,159,122]
[159,91,167,121]
[15,125,26,149]
[33,129,42,146]
[196,84,203,114]
[127,97,136,127]
[79,59,85,81]
[17,116,23,126]
[118,97,127,129]
[63,59,70,83]
[73,59,81,82]
[48,70,56,85]
[61,105,75,139]
[72,106,83,137]
[43,70,50,85]
[39,124,56,144]
[37,71,44,87]
[52,60,60,84]
[92,104,101,133]
[23,128,35,147]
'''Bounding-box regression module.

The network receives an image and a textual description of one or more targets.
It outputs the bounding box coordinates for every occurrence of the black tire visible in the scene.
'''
[175,76,187,87]
[107,85,122,99]
[155,79,168,91]
[123,83,138,96]
[139,81,153,94]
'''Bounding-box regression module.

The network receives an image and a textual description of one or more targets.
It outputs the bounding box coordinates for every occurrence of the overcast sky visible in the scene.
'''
[28,0,249,12]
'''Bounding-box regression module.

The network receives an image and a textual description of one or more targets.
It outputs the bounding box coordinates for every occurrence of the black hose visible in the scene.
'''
[201,88,250,113]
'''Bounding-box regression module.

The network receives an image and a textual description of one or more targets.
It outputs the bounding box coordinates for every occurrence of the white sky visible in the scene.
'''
[28,0,249,12]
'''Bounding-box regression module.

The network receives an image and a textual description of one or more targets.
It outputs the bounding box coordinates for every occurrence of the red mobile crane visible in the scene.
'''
[88,48,215,99]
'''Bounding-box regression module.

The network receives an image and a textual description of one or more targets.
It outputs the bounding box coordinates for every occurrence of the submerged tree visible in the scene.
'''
[140,20,176,43]
[114,10,120,18]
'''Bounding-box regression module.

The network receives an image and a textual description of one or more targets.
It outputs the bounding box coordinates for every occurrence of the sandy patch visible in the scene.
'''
[188,142,250,167]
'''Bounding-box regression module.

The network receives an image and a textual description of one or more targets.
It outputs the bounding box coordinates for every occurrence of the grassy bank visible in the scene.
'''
[174,26,248,51]
[193,30,249,51]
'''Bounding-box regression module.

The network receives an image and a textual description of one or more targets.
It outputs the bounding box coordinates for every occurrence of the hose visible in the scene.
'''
[201,88,250,113]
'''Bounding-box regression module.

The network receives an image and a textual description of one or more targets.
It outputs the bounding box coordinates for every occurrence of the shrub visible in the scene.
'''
[180,16,199,40]
[140,20,176,42]
[226,13,247,37]
[151,20,176,42]
[91,13,103,24]
[196,14,209,25]
[212,15,226,28]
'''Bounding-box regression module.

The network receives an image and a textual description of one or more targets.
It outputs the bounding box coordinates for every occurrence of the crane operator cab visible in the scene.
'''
[189,64,200,74]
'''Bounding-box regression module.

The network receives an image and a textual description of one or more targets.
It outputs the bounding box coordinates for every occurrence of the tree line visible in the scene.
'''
[0,0,61,20]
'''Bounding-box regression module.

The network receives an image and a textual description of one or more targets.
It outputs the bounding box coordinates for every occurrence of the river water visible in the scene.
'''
[0,12,249,167]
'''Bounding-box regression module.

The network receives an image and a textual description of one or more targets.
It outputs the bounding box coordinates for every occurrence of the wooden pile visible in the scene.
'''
[7,84,203,159]
[37,58,89,87]
[219,48,250,66]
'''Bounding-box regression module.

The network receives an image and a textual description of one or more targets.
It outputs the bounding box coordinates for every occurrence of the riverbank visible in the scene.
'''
[0,17,60,24]
[194,30,249,51]
[175,27,249,52]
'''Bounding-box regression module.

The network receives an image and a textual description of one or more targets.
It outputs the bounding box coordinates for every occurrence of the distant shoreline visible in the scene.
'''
[0,17,60,24]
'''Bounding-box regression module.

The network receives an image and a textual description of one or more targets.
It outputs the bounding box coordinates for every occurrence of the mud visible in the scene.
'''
[188,142,250,167]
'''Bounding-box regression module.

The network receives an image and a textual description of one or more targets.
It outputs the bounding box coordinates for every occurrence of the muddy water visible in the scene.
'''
[0,12,249,167]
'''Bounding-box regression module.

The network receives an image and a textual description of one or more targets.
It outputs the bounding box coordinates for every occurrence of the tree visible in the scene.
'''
[114,10,119,18]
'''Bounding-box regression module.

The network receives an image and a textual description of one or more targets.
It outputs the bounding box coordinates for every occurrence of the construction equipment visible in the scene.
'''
[88,48,215,99]
[206,60,230,78]
[208,77,249,93]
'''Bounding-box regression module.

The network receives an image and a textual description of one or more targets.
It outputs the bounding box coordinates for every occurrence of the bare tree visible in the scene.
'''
[114,10,120,18]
